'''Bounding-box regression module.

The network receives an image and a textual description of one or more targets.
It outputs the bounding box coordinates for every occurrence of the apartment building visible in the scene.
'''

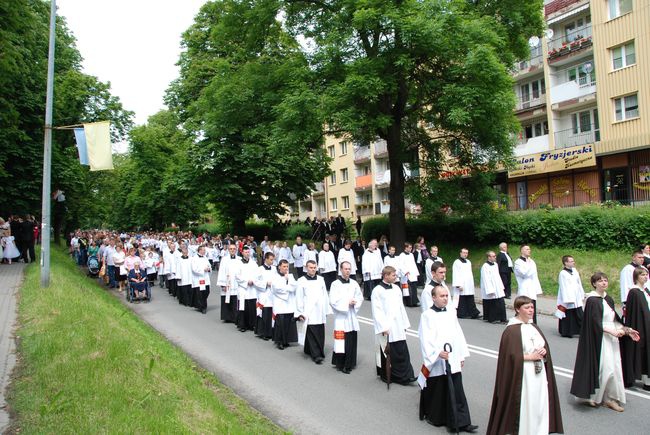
[289,135,417,222]
[508,0,650,209]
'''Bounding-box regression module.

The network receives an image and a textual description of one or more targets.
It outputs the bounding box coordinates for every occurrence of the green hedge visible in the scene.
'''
[284,224,313,241]
[361,205,650,250]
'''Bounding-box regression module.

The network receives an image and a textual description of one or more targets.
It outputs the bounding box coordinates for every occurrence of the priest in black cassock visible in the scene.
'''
[418,284,477,433]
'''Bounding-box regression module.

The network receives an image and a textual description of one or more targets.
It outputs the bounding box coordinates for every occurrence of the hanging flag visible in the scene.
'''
[73,128,89,165]
[84,121,113,171]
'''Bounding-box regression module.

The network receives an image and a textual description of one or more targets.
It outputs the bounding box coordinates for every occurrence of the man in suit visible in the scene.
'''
[9,216,24,262]
[20,215,36,263]
[496,242,513,299]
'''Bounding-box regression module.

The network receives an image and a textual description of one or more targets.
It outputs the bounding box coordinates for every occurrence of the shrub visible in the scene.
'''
[284,224,313,241]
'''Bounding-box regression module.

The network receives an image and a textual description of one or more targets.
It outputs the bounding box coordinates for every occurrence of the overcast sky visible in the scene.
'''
[58,0,207,126]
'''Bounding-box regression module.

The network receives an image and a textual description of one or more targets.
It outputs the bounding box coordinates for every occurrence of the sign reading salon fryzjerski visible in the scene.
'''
[508,143,596,178]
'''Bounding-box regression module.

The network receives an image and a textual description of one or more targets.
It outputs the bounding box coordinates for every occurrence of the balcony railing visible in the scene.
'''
[374,140,388,158]
[514,54,544,74]
[554,124,600,149]
[355,174,373,190]
[312,181,325,196]
[353,146,370,163]
[516,95,546,111]
[548,25,593,58]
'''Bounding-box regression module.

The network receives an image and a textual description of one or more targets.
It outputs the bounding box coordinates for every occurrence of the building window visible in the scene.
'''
[362,165,371,175]
[519,78,546,103]
[328,145,335,158]
[330,198,338,211]
[611,41,636,70]
[342,196,350,209]
[608,0,633,19]
[614,93,639,121]
[329,172,337,185]
[521,120,548,141]
[340,168,349,182]
[340,141,348,155]
[567,62,596,86]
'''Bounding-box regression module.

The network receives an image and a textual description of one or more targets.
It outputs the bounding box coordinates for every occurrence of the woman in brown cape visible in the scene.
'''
[620,267,650,389]
[486,296,563,435]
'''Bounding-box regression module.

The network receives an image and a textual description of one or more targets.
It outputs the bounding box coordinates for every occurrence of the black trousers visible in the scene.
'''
[194,286,210,312]
[500,272,512,298]
[456,295,480,319]
[559,307,583,337]
[403,281,419,307]
[21,241,35,263]
[273,313,298,346]
[363,279,380,300]
[220,293,237,322]
[237,299,257,331]
[483,297,507,323]
[377,339,415,383]
[255,307,273,338]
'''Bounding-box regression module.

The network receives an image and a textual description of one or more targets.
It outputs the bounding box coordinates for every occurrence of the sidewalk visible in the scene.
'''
[0,263,26,433]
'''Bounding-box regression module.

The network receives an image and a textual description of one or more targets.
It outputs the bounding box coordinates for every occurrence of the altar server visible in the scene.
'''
[481,251,507,324]
[556,255,585,337]
[362,239,384,300]
[452,248,481,319]
[235,246,260,332]
[217,244,239,323]
[191,245,212,314]
[272,260,298,349]
[329,261,363,373]
[296,260,332,364]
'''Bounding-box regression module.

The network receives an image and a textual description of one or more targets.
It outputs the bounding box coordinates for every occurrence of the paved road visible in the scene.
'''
[119,273,649,435]
[0,263,26,433]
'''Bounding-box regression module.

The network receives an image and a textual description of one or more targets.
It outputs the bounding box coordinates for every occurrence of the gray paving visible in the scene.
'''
[0,263,25,433]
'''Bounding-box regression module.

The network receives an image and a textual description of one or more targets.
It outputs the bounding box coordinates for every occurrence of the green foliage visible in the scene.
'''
[0,1,133,226]
[362,206,650,251]
[166,0,330,231]
[284,224,312,241]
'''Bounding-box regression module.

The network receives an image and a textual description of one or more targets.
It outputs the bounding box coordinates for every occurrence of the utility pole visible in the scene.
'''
[40,0,56,287]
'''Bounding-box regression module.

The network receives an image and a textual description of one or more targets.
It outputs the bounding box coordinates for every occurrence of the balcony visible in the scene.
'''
[548,25,592,62]
[312,181,325,197]
[513,54,544,77]
[355,174,373,191]
[374,140,388,158]
[516,95,546,112]
[353,146,370,164]
[550,75,596,108]
[514,134,550,157]
[554,125,600,149]
[375,170,391,188]
[545,0,587,17]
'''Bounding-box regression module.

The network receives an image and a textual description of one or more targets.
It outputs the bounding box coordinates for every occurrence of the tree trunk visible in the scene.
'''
[386,123,407,248]
[232,214,246,235]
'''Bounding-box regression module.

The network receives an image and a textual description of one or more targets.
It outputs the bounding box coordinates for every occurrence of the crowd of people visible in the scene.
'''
[64,228,650,434]
[0,215,39,265]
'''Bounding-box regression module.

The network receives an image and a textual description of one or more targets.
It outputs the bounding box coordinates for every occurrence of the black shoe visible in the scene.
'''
[644,385,650,391]
[314,358,323,365]
[201,309,207,314]
[278,344,285,350]
[341,368,351,374]
[458,425,478,433]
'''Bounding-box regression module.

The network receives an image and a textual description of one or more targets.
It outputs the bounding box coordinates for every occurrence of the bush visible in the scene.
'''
[359,205,650,250]
[284,224,312,241]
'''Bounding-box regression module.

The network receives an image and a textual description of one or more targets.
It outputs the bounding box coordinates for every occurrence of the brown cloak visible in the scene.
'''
[486,323,563,435]
[621,288,650,387]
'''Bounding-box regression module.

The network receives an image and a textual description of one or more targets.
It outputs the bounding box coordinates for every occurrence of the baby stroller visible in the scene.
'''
[87,255,100,278]
[126,273,152,303]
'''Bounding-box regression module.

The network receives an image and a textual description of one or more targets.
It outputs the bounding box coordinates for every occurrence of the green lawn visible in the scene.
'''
[8,247,284,434]
[437,244,630,302]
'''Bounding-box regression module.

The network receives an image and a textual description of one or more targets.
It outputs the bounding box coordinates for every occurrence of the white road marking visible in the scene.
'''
[356,315,650,400]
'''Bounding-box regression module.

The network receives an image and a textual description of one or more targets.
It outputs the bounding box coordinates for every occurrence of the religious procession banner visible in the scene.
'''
[508,143,596,178]
[73,121,114,171]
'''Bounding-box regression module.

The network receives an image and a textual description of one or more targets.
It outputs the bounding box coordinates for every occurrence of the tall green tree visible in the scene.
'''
[166,0,329,232]
[0,0,133,233]
[282,0,544,246]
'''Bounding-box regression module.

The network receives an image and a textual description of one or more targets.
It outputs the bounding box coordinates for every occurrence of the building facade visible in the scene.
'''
[508,0,650,209]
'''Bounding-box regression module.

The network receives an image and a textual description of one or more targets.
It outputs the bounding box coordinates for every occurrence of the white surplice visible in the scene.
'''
[480,262,505,300]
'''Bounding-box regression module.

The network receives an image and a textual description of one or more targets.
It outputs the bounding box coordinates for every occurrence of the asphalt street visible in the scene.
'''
[119,273,650,435]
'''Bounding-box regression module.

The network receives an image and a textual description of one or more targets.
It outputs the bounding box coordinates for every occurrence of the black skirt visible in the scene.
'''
[377,339,415,383]
[332,330,358,370]
[220,294,237,322]
[304,324,325,360]
[456,295,481,319]
[255,306,273,338]
[273,313,298,346]
[237,299,257,331]
[559,307,583,337]
[419,373,472,430]
[483,298,507,323]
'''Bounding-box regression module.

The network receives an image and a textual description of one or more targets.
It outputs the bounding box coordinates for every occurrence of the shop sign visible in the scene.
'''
[508,144,596,178]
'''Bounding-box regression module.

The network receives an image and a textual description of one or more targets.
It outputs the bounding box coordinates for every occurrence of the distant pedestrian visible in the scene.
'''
[514,245,542,324]
[496,242,513,298]
[556,255,584,338]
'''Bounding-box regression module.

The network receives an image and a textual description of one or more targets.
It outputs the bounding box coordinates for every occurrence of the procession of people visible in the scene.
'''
[57,227,650,434]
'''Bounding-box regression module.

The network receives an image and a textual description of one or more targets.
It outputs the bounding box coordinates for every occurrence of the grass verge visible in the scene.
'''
[7,247,284,434]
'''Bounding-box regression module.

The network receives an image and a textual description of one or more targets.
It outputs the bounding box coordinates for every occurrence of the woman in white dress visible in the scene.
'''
[570,272,640,412]
[1,227,21,264]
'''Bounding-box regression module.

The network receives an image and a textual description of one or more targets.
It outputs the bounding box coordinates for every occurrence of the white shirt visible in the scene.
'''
[295,275,332,325]
[557,268,584,308]
[362,249,383,281]
[329,277,363,332]
[318,250,337,274]
[398,252,419,283]
[337,248,357,275]
[272,272,297,314]
[191,255,211,289]
[452,258,475,296]
[514,257,543,300]
[480,262,505,300]
[371,282,410,342]
[419,306,469,377]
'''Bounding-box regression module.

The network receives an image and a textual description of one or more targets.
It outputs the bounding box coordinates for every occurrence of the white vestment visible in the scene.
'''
[295,275,332,325]
[480,262,505,300]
